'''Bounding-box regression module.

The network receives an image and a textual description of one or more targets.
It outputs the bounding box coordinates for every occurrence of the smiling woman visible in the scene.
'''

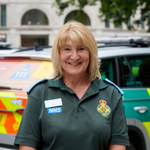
[14,21,130,150]
[59,37,90,99]
[51,20,100,81]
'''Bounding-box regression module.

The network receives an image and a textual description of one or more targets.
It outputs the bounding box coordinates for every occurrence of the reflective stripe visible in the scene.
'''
[147,89,150,96]
[0,92,25,134]
[13,112,22,127]
[0,113,7,125]
[0,96,24,111]
[0,92,27,111]
[0,92,16,110]
[143,122,150,141]
[0,126,7,134]
[0,112,21,134]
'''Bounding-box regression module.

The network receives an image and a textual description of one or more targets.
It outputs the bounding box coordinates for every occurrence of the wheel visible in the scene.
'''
[126,142,136,150]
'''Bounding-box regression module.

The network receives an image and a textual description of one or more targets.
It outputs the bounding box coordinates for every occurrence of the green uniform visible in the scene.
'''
[14,77,129,150]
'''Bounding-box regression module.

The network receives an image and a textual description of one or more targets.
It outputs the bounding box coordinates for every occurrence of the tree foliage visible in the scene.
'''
[53,0,150,31]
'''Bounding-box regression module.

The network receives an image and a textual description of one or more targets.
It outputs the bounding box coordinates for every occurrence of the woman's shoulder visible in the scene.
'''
[27,77,61,94]
[27,78,48,94]
[99,78,123,95]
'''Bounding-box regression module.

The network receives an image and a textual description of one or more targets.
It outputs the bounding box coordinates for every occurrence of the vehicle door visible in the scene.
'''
[118,55,150,142]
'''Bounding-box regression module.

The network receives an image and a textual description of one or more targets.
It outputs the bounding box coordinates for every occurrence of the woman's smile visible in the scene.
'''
[68,62,81,66]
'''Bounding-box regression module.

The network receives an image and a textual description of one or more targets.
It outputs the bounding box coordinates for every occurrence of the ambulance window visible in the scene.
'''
[100,58,117,84]
[121,55,150,87]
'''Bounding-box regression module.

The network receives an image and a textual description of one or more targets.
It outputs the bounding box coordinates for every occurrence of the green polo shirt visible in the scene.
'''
[14,77,129,150]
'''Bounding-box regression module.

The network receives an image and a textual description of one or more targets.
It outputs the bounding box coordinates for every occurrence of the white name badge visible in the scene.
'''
[44,98,62,108]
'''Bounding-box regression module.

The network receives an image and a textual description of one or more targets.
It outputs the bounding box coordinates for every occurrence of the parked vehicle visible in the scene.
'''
[0,42,19,55]
[97,37,150,150]
[0,38,150,150]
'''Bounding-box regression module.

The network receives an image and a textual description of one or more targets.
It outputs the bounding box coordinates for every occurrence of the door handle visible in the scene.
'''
[134,106,148,113]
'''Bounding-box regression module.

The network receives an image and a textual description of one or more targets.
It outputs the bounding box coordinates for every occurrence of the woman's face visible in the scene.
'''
[60,37,90,78]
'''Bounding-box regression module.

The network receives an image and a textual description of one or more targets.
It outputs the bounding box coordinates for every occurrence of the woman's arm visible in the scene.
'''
[19,145,36,150]
[109,144,126,150]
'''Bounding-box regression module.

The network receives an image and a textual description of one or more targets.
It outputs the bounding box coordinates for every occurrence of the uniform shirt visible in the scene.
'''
[14,77,130,150]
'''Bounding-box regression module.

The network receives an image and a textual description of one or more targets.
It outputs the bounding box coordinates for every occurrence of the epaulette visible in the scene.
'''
[104,78,124,95]
[26,78,47,94]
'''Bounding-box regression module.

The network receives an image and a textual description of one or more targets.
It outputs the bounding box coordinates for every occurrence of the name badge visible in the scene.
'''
[44,98,62,108]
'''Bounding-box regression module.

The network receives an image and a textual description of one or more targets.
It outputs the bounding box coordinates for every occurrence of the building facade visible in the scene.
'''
[0,0,150,47]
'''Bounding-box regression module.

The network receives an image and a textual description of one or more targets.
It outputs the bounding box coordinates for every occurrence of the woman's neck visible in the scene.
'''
[63,73,91,99]
[63,73,91,88]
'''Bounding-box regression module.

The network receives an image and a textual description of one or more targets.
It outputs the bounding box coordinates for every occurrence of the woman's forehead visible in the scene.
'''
[66,35,86,46]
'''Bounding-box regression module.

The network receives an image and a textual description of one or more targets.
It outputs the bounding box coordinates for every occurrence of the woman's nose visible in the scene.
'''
[70,50,79,60]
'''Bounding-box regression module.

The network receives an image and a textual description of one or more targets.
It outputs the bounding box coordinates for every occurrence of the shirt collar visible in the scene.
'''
[48,77,109,93]
[48,77,64,88]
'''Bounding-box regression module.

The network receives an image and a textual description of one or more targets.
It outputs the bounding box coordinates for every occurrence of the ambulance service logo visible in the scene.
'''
[97,100,111,117]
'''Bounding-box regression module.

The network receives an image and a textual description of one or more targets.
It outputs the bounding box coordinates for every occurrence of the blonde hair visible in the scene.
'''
[51,21,101,80]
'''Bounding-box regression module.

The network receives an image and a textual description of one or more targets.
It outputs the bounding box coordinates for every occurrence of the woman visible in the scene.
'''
[14,21,129,150]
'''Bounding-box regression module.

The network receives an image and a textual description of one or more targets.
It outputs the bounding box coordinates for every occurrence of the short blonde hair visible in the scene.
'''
[51,21,101,80]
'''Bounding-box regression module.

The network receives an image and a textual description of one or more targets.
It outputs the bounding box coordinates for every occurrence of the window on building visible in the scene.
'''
[21,9,48,25]
[0,34,6,42]
[64,10,91,26]
[105,19,110,28]
[141,15,145,29]
[21,35,48,47]
[141,17,144,29]
[114,22,122,28]
[114,17,122,28]
[127,18,130,28]
[141,20,144,29]
[1,5,6,26]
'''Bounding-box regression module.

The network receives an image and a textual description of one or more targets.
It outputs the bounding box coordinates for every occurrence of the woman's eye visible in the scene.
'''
[65,48,70,51]
[78,48,84,50]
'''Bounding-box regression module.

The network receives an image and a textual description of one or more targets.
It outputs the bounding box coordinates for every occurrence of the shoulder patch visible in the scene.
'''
[26,78,47,94]
[104,78,124,95]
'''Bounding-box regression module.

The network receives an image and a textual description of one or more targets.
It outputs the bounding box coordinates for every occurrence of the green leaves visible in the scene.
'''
[53,0,69,15]
[54,0,150,31]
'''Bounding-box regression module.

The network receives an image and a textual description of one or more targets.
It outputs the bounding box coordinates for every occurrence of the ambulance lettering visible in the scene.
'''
[47,107,62,114]
[11,99,22,105]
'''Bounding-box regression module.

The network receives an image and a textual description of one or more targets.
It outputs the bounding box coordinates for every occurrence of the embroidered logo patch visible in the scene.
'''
[97,100,111,117]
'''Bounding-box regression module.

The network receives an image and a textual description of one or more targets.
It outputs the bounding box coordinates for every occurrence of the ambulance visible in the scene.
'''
[0,38,150,150]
